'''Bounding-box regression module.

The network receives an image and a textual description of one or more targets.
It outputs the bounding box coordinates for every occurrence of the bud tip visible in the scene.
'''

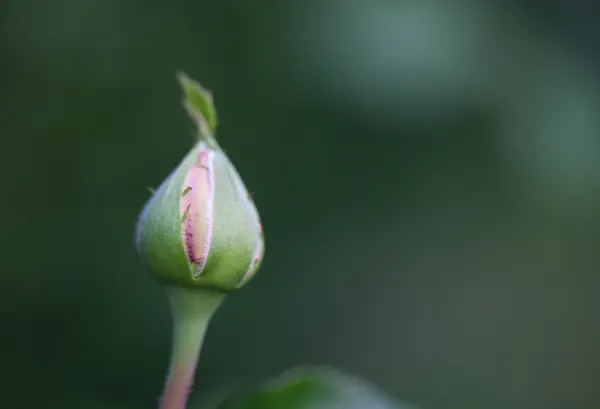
[176,71,218,135]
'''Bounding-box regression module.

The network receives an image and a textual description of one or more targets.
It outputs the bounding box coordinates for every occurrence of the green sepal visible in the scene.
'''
[177,72,218,144]
[136,143,205,289]
[198,149,263,289]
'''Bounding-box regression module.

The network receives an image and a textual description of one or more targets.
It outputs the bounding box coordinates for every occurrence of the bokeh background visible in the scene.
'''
[1,1,599,408]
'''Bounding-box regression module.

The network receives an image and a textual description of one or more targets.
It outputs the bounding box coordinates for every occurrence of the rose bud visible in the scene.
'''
[135,73,264,292]
[134,73,266,409]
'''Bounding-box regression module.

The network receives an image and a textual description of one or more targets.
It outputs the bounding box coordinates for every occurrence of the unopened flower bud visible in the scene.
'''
[136,73,264,292]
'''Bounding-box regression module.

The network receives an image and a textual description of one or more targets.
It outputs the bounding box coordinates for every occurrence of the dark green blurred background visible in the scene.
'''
[1,1,599,408]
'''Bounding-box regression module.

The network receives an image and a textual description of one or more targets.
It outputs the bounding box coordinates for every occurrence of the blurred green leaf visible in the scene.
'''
[216,367,414,409]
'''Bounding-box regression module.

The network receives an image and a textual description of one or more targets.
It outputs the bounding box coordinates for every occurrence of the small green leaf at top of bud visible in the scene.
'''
[177,72,218,141]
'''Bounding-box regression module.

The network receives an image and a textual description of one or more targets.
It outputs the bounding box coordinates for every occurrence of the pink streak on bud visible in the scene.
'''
[180,147,214,275]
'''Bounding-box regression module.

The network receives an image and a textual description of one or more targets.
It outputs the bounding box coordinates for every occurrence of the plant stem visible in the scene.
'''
[159,285,225,409]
